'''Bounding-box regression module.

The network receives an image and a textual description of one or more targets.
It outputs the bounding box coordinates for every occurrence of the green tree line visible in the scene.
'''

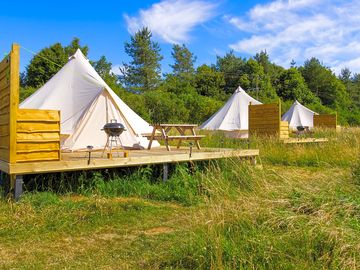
[21,28,360,125]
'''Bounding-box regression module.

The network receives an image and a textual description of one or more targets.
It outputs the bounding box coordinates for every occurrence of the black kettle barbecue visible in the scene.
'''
[102,119,126,137]
[101,119,126,158]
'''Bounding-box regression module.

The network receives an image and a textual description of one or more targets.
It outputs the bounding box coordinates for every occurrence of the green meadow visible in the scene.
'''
[1,129,360,269]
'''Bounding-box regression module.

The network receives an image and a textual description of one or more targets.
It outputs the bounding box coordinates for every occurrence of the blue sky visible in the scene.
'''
[1,0,360,75]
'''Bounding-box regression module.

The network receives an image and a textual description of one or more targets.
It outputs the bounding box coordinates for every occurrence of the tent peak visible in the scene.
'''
[235,86,246,94]
[69,49,88,61]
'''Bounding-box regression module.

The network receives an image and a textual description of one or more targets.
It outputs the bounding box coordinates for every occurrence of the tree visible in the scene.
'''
[121,27,163,92]
[195,64,225,98]
[339,68,352,84]
[239,58,278,102]
[300,58,350,107]
[24,38,88,88]
[216,51,245,94]
[339,68,356,106]
[93,55,118,87]
[144,90,189,123]
[277,68,318,104]
[65,37,88,57]
[254,51,271,74]
[93,56,112,78]
[352,73,360,107]
[170,44,196,77]
[164,44,197,95]
[254,50,284,92]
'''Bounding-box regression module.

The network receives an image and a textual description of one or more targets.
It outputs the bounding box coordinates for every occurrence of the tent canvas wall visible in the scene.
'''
[281,100,318,130]
[200,86,262,138]
[21,49,158,151]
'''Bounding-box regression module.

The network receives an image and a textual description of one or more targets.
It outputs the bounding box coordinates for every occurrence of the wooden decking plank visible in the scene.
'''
[7,148,259,175]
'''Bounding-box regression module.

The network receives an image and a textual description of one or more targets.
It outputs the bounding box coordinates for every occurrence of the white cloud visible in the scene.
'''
[124,0,216,44]
[111,64,124,76]
[226,0,360,73]
[332,57,360,74]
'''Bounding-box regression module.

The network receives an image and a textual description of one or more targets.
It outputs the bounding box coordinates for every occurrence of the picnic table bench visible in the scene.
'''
[145,124,205,151]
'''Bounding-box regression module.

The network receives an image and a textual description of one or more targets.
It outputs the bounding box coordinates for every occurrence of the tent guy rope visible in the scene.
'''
[20,45,63,68]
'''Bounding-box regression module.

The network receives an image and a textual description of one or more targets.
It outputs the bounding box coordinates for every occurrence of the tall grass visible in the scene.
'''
[201,128,360,167]
[153,161,360,269]
[1,128,360,269]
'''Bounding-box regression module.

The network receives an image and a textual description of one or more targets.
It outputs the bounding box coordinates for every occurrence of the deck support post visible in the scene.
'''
[163,163,169,182]
[250,156,257,166]
[12,175,23,201]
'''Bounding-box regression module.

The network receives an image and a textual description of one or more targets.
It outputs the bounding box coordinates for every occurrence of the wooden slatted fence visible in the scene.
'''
[249,102,289,139]
[0,44,19,162]
[314,114,337,129]
[0,44,61,163]
[16,109,61,162]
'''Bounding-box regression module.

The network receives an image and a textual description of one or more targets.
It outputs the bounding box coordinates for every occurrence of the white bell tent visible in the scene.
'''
[200,86,262,137]
[281,100,318,129]
[20,49,158,151]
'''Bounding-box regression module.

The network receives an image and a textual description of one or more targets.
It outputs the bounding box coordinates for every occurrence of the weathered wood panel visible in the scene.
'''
[17,142,60,152]
[17,109,60,122]
[16,109,61,162]
[17,122,60,133]
[16,151,60,163]
[314,114,337,129]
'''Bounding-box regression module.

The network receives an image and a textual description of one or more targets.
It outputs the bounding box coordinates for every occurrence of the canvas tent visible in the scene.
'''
[281,100,318,129]
[200,86,262,137]
[21,49,158,151]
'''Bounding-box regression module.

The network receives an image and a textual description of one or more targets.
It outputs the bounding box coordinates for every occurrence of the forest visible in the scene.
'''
[20,27,360,125]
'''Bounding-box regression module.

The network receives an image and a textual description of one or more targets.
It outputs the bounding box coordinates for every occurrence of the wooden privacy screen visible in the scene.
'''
[16,109,60,162]
[0,44,19,163]
[279,121,289,139]
[314,114,337,129]
[0,44,61,163]
[249,102,289,139]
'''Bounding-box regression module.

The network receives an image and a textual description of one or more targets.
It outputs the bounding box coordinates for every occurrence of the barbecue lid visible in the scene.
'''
[103,122,125,130]
[102,119,126,136]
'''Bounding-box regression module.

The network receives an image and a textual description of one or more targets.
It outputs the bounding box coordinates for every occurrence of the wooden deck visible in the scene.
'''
[281,138,328,144]
[0,147,259,175]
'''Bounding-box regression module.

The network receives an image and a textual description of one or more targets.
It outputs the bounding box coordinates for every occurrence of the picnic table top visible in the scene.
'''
[151,124,198,128]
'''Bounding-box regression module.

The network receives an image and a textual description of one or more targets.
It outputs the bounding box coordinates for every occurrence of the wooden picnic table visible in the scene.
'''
[145,124,205,151]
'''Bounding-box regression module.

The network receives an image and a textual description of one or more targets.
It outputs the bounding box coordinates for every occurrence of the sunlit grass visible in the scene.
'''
[0,128,359,269]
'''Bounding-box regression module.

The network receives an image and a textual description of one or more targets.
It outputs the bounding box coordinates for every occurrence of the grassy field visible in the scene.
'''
[1,129,360,269]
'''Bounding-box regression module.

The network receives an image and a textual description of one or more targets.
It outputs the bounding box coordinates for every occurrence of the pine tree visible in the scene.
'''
[93,55,118,88]
[121,27,163,92]
[216,50,245,94]
[170,44,196,77]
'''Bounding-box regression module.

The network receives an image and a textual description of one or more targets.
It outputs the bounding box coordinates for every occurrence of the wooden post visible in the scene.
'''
[248,102,252,140]
[278,99,281,139]
[9,44,20,164]
[190,127,201,150]
[163,163,169,182]
[250,156,257,166]
[147,126,157,150]
[161,127,170,151]
[13,175,23,201]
